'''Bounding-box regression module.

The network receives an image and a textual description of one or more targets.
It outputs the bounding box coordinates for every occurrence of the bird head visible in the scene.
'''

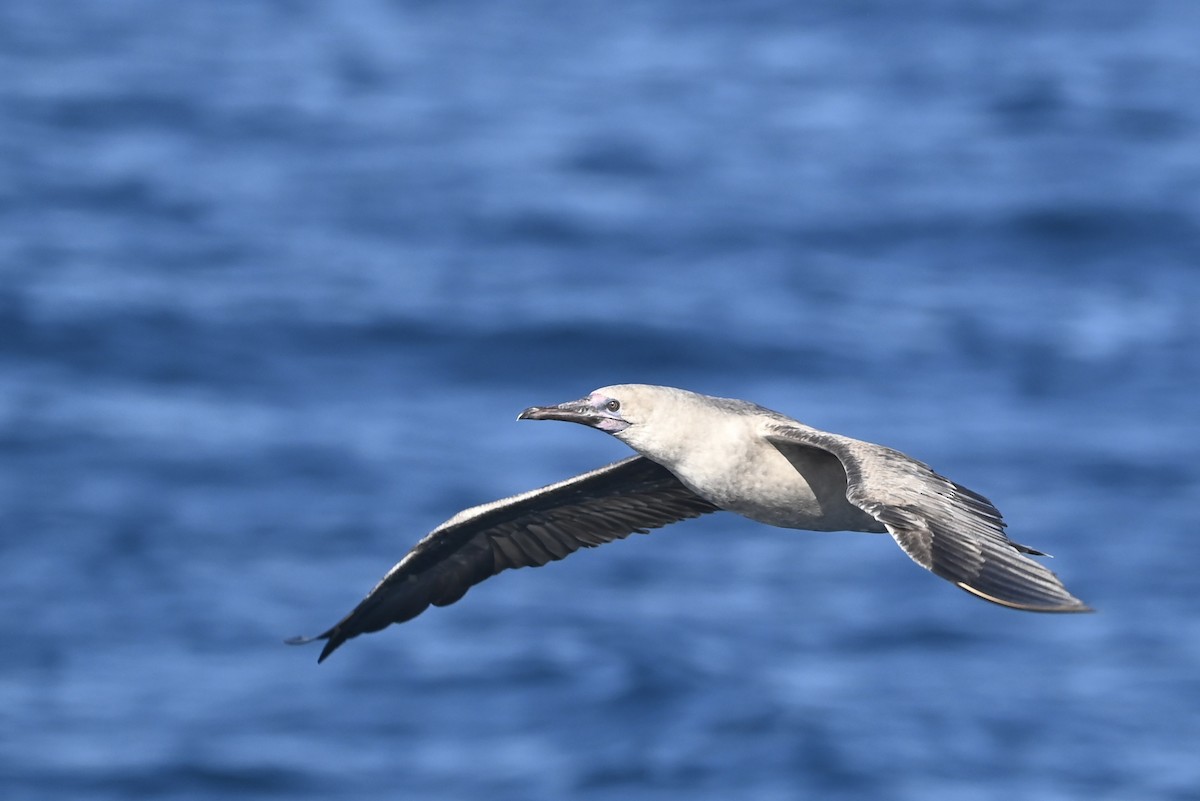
[518,386,636,433]
[519,384,704,460]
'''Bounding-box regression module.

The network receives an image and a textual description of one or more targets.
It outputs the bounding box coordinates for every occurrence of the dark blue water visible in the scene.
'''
[3,2,1199,799]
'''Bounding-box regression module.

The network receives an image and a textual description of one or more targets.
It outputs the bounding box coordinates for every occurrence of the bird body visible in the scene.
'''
[612,389,880,531]
[291,384,1089,662]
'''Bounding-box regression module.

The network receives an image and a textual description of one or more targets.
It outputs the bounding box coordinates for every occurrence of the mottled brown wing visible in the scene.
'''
[763,423,1090,613]
[289,456,719,661]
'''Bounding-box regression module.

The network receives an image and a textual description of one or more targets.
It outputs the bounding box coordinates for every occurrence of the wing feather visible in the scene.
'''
[290,456,719,661]
[764,423,1090,613]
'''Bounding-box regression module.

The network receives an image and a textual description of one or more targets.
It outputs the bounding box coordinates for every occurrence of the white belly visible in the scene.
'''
[670,435,882,533]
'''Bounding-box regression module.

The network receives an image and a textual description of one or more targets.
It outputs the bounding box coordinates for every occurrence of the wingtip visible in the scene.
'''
[285,630,343,663]
[955,582,1095,613]
[317,636,348,662]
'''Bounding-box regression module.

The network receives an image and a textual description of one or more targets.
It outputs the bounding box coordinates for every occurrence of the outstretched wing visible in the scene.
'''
[763,422,1090,613]
[289,456,719,661]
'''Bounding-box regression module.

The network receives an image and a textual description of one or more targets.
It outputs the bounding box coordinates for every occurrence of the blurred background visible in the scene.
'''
[2,1,1198,799]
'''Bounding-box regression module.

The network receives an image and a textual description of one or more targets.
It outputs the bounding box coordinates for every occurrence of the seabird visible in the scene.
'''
[290,384,1090,661]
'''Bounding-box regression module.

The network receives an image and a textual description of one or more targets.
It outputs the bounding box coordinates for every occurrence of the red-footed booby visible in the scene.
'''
[290,384,1090,662]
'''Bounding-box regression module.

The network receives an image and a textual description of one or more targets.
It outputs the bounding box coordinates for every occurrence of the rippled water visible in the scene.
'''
[2,2,1198,800]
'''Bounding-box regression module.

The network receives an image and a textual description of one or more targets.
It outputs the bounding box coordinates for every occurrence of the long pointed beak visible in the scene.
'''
[517,398,600,425]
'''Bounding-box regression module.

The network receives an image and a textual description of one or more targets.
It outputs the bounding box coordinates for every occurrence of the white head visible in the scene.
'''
[518,384,709,459]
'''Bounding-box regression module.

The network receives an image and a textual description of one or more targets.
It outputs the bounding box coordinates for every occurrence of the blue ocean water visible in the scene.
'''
[2,1,1198,799]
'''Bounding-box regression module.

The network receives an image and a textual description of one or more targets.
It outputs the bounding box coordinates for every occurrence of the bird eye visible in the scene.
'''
[605,399,621,413]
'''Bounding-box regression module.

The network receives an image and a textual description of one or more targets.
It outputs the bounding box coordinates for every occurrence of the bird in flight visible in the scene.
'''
[289,384,1090,661]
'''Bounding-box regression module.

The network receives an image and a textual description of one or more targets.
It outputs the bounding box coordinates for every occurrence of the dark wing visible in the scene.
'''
[763,423,1090,613]
[289,456,719,661]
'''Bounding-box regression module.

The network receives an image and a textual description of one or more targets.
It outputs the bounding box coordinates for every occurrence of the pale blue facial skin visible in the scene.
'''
[586,392,631,433]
